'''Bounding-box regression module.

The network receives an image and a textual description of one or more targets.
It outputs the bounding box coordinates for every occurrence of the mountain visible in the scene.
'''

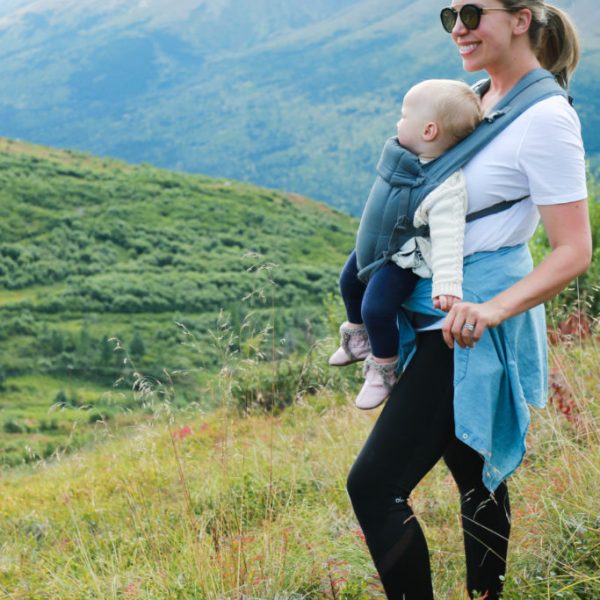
[0,0,597,214]
[0,136,356,466]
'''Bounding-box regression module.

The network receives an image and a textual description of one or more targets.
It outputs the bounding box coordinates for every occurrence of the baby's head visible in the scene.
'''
[396,79,483,160]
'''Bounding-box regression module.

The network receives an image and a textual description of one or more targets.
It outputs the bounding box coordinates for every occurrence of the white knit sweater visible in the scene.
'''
[390,170,467,299]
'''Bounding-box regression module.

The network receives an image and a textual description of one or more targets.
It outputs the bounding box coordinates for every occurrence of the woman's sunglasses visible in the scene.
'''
[440,4,516,33]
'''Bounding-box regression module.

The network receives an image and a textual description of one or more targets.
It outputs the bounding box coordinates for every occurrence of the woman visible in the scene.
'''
[345,2,591,599]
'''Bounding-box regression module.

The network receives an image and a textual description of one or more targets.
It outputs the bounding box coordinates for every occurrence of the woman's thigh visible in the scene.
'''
[348,330,455,500]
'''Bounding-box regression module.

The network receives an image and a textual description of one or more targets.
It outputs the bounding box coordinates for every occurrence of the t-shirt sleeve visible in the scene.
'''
[516,98,587,205]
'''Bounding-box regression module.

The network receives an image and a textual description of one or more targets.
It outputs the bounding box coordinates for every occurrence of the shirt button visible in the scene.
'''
[462,433,469,440]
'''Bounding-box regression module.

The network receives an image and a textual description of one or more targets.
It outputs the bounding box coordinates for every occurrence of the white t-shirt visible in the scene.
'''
[414,94,587,332]
[462,95,587,256]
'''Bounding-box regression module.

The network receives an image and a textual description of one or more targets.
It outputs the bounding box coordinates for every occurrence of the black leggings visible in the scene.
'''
[346,331,511,599]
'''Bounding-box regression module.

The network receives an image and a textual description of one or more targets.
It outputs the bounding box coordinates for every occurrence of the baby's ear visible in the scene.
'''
[423,122,439,141]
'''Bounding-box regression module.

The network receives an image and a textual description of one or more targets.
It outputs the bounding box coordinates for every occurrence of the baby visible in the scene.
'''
[329,79,483,410]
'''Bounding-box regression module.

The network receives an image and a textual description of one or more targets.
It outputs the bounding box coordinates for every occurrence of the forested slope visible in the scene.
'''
[0,137,356,465]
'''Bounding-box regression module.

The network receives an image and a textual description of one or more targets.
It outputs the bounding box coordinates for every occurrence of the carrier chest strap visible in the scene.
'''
[465,194,530,223]
[409,193,530,241]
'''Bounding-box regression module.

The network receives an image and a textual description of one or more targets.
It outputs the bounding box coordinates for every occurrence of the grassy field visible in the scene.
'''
[0,372,147,468]
[0,331,597,599]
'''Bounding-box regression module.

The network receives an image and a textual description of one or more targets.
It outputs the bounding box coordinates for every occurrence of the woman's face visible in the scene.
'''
[449,1,519,73]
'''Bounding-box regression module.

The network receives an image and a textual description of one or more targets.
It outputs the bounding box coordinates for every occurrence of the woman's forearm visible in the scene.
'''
[490,198,592,321]
[442,199,592,348]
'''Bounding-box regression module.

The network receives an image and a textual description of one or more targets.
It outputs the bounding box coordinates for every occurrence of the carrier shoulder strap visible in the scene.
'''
[423,68,568,183]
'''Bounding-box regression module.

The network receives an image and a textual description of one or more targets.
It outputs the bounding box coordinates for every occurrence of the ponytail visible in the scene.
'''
[500,1,581,89]
[537,4,580,89]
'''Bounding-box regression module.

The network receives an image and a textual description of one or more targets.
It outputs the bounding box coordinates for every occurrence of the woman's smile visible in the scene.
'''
[458,42,480,55]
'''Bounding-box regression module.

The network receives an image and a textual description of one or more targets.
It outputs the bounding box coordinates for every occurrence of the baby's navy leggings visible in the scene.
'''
[339,250,418,358]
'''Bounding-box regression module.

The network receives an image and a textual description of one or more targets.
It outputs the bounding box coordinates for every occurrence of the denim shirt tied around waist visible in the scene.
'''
[399,244,548,492]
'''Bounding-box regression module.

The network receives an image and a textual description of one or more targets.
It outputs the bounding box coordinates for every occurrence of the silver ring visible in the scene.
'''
[463,322,475,332]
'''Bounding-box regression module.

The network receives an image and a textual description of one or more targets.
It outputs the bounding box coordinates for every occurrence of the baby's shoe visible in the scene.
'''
[329,323,371,366]
[355,355,398,410]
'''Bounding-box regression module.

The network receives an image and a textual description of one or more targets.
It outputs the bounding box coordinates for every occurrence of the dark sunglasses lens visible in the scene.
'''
[460,5,481,29]
[440,8,457,33]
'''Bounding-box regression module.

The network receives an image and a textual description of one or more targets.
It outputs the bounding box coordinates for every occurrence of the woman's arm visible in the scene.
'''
[442,198,592,348]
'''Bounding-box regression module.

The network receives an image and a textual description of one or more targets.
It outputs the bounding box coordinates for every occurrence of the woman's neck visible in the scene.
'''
[482,54,541,112]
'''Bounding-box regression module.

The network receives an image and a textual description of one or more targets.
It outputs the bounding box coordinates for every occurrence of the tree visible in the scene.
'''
[49,330,64,354]
[129,331,145,361]
[54,389,68,407]
[100,335,113,365]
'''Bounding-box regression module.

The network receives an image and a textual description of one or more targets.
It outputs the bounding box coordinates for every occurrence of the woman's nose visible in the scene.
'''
[452,14,469,36]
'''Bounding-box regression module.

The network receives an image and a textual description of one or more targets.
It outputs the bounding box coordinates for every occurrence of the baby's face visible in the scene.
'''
[396,87,437,155]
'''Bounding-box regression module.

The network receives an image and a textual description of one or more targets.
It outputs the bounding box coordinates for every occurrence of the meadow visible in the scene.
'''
[0,316,598,599]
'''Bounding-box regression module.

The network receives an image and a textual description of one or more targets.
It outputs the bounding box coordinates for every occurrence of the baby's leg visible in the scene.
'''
[330,250,371,367]
[339,250,365,324]
[362,263,418,359]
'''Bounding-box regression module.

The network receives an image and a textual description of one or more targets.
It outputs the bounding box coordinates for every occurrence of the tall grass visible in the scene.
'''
[0,279,598,598]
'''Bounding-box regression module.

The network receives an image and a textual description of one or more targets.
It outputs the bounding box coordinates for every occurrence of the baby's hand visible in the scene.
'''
[433,295,461,312]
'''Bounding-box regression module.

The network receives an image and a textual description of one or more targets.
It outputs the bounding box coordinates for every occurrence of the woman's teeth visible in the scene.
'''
[460,43,479,55]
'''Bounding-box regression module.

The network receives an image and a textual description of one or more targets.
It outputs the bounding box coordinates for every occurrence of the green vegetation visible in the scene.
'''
[0,136,598,597]
[2,134,599,471]
[1,135,599,471]
[0,138,356,467]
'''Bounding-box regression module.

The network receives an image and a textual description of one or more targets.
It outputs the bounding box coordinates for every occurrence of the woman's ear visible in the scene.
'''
[513,7,533,35]
[423,122,439,141]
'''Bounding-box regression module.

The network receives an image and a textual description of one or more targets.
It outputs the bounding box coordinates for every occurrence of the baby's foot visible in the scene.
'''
[328,322,370,366]
[355,355,398,410]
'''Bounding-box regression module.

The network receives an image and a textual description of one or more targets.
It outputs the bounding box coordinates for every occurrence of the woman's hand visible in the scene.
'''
[442,300,506,349]
[442,201,591,350]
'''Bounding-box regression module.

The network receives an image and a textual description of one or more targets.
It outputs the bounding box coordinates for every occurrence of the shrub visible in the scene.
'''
[3,419,26,434]
[89,412,111,424]
[52,390,81,408]
[129,331,146,360]
[39,419,59,432]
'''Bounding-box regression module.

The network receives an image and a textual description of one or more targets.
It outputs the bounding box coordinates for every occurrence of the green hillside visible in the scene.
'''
[0,137,356,467]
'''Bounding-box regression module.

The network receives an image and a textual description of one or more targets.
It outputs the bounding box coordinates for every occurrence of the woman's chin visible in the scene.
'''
[461,57,483,73]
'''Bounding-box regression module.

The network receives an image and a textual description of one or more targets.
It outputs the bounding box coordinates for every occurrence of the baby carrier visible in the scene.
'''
[355,68,569,283]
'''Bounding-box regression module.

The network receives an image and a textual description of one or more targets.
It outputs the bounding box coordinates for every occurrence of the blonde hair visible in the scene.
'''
[500,1,580,88]
[417,80,484,148]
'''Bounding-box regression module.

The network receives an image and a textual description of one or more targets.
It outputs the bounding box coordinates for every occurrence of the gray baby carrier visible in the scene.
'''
[355,68,569,283]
